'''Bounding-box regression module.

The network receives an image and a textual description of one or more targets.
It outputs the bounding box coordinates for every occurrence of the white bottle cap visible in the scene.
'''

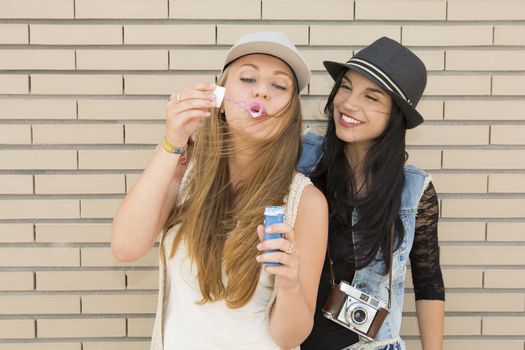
[264,206,285,216]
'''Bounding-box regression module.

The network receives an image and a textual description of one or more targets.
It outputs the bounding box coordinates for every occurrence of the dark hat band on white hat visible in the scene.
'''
[347,57,410,106]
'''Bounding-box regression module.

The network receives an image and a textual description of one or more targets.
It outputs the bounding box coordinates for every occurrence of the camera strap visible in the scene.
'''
[387,225,394,310]
[326,225,394,310]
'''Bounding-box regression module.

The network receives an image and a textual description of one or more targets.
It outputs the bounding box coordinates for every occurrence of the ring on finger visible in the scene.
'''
[285,242,295,254]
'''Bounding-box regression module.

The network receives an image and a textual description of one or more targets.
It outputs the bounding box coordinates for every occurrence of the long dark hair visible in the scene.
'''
[312,70,407,274]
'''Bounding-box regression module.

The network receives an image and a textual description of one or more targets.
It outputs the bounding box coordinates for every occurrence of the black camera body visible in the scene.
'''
[322,280,389,341]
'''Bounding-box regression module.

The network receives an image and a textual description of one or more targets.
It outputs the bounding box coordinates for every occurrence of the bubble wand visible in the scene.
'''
[213,86,266,118]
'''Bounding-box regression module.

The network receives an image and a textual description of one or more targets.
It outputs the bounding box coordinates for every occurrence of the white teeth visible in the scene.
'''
[341,114,361,124]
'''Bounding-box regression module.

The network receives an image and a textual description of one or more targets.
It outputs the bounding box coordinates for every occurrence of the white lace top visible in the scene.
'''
[150,172,312,350]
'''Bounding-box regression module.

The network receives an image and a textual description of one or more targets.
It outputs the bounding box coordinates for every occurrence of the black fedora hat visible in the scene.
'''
[323,37,427,129]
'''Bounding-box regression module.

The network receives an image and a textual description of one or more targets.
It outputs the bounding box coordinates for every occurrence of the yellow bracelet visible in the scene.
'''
[161,137,186,155]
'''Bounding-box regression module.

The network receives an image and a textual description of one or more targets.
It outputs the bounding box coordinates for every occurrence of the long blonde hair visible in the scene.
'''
[161,64,303,308]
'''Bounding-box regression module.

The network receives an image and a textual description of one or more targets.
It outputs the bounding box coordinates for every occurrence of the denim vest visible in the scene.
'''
[298,132,430,350]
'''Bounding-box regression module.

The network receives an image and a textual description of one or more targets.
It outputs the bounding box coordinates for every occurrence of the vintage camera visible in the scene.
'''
[322,280,389,341]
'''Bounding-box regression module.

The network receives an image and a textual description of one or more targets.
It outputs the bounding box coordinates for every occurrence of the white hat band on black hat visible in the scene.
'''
[347,58,410,105]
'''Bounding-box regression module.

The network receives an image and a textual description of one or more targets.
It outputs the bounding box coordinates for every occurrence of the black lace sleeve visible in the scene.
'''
[409,181,445,301]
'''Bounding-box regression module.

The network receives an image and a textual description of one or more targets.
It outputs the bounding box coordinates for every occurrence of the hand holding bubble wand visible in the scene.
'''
[213,86,266,118]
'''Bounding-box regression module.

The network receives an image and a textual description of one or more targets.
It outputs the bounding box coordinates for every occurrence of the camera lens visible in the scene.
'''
[351,307,368,325]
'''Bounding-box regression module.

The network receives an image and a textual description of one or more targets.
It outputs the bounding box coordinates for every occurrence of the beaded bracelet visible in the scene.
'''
[161,137,186,155]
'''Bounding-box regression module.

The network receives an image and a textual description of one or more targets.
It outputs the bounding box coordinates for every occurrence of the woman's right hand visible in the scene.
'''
[111,82,217,262]
[165,83,217,147]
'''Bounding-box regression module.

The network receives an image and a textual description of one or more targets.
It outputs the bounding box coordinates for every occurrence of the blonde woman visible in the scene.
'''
[111,32,328,350]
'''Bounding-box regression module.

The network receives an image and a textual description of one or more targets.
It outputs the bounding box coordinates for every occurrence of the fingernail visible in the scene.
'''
[256,243,262,250]
[255,255,261,262]
[266,227,272,233]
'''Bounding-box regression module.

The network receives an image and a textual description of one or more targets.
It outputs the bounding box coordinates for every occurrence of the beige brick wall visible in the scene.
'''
[0,0,523,348]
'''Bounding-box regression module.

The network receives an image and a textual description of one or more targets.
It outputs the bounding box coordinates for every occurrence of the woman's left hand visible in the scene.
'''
[256,223,300,290]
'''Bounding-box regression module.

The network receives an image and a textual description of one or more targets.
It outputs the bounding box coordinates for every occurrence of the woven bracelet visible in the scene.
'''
[161,137,186,155]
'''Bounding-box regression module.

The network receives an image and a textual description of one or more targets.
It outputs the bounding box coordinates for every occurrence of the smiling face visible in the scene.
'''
[333,69,393,151]
[223,54,295,141]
